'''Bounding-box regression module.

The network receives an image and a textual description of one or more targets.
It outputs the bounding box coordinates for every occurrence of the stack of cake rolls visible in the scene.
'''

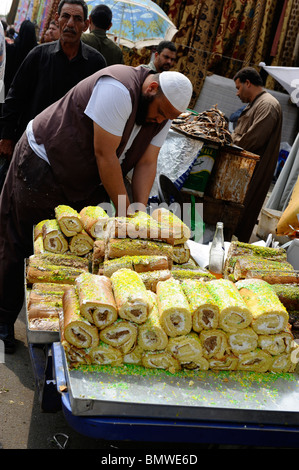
[26,205,299,373]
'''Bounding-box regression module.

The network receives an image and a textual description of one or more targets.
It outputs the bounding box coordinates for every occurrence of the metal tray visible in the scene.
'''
[55,342,299,426]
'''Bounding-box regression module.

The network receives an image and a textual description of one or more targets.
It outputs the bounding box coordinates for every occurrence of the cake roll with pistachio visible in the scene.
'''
[270,353,297,373]
[92,238,106,273]
[272,284,299,311]
[123,344,144,365]
[156,277,192,337]
[227,327,258,355]
[172,243,190,264]
[106,238,173,268]
[62,287,99,349]
[138,269,172,292]
[26,259,86,285]
[199,328,229,359]
[75,272,118,329]
[182,356,210,371]
[111,268,151,324]
[151,207,191,245]
[138,291,168,351]
[181,279,219,331]
[209,353,238,371]
[69,230,94,256]
[236,279,289,335]
[79,205,109,238]
[205,279,252,333]
[42,219,68,254]
[99,319,138,354]
[88,341,123,366]
[232,256,294,282]
[103,255,169,277]
[141,350,181,372]
[29,252,89,271]
[166,332,203,366]
[61,340,92,368]
[55,205,83,237]
[237,349,273,372]
[171,268,215,281]
[257,329,294,356]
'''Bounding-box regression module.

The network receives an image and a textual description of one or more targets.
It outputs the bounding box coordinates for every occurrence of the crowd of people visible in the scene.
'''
[0,0,283,355]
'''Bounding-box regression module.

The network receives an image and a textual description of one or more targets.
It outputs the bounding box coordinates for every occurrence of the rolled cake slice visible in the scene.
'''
[232,255,294,282]
[141,350,181,372]
[27,285,65,308]
[237,349,273,372]
[172,268,215,281]
[236,279,289,335]
[69,230,94,256]
[172,243,190,264]
[156,277,192,337]
[111,268,151,324]
[99,319,138,354]
[92,238,105,273]
[199,328,229,359]
[151,207,191,245]
[138,291,168,351]
[123,344,144,365]
[166,332,203,366]
[257,330,294,355]
[181,279,219,331]
[106,238,173,267]
[245,270,299,284]
[42,219,68,254]
[62,287,99,349]
[88,341,123,366]
[182,356,209,371]
[33,236,45,254]
[227,327,258,355]
[209,354,238,371]
[138,269,172,292]
[270,353,296,373]
[61,340,92,368]
[205,279,252,333]
[55,205,83,237]
[79,206,109,238]
[34,219,49,241]
[75,272,118,329]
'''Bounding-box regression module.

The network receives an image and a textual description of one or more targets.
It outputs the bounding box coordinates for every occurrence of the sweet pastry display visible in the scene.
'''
[26,205,299,374]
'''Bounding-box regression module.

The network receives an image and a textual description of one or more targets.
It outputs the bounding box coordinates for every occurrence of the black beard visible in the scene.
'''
[135,93,155,126]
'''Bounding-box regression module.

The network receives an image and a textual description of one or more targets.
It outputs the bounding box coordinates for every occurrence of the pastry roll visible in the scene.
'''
[34,219,48,241]
[61,340,92,368]
[270,353,296,373]
[55,205,83,237]
[272,284,299,311]
[69,230,94,256]
[227,327,258,355]
[62,287,99,349]
[181,279,219,331]
[29,252,89,271]
[79,206,109,238]
[106,238,173,267]
[172,243,190,264]
[33,235,45,254]
[42,219,68,254]
[29,317,59,331]
[28,303,62,319]
[237,349,273,372]
[236,279,289,335]
[123,344,144,365]
[156,277,192,337]
[166,332,203,365]
[151,208,191,245]
[138,269,172,292]
[182,356,209,371]
[111,269,151,324]
[232,255,294,282]
[88,341,123,366]
[209,354,238,371]
[138,291,168,351]
[99,319,138,354]
[205,279,252,333]
[245,270,299,285]
[92,238,105,273]
[103,255,169,277]
[200,329,229,359]
[172,268,215,281]
[141,350,181,372]
[75,273,118,329]
[26,260,86,285]
[257,330,294,355]
[27,284,65,308]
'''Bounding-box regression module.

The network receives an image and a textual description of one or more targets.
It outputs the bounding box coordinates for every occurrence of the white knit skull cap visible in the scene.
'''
[159,71,193,112]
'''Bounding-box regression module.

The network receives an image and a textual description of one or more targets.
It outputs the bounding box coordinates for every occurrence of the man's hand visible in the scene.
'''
[0,139,15,161]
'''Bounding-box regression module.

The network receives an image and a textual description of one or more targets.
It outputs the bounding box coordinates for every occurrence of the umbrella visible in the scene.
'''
[86,0,177,49]
[259,62,299,107]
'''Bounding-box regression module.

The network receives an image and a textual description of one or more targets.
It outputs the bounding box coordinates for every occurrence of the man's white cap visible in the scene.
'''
[159,71,193,113]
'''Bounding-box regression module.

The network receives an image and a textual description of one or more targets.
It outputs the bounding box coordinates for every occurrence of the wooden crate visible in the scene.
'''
[206,146,260,204]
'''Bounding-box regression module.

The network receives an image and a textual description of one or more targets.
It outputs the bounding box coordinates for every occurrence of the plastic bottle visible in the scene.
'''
[209,222,225,278]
